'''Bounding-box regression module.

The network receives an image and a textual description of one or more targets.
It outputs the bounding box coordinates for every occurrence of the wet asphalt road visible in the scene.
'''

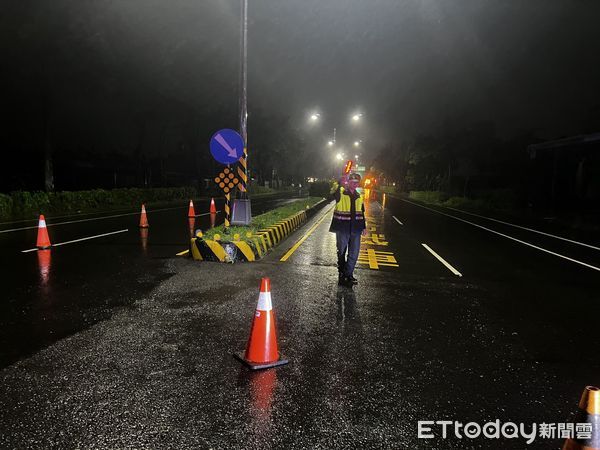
[0,194,302,369]
[1,190,599,449]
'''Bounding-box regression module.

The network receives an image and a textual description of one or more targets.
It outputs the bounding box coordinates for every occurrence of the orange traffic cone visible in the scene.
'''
[563,386,600,449]
[210,197,217,214]
[139,204,149,228]
[188,200,196,218]
[234,278,289,370]
[36,215,52,249]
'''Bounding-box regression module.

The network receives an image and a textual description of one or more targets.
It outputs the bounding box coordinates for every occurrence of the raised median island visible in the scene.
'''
[191,196,328,262]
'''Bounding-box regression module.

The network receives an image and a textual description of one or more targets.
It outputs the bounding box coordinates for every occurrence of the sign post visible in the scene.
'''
[210,129,245,229]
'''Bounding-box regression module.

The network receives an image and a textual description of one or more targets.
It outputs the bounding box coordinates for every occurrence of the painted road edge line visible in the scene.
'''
[421,243,462,277]
[444,206,600,252]
[392,215,404,225]
[21,229,129,253]
[402,198,600,273]
[280,206,335,262]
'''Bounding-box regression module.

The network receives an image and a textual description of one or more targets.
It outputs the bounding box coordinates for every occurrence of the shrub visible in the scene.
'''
[0,193,12,217]
[10,191,38,215]
[2,186,199,219]
[409,191,448,204]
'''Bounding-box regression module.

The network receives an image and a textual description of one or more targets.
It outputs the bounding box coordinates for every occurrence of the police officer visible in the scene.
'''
[329,172,367,285]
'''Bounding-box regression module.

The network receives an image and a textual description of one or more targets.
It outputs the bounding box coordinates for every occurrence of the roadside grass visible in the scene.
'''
[201,196,324,243]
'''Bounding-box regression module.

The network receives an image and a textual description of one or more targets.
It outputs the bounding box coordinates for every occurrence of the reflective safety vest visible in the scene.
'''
[330,187,366,233]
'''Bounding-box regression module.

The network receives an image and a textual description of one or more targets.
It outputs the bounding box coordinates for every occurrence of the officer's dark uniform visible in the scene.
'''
[329,181,366,284]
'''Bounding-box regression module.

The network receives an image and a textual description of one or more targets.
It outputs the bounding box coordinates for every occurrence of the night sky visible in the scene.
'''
[2,1,600,179]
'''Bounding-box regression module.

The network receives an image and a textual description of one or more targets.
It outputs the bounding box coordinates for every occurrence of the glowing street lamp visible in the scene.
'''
[310,113,320,122]
[351,113,363,122]
[336,153,344,160]
[328,140,334,146]
[354,141,360,147]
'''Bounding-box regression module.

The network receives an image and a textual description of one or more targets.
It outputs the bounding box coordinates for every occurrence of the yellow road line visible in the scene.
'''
[280,207,334,262]
[176,249,190,256]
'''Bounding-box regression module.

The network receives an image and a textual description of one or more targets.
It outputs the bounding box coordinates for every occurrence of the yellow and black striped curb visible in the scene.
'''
[190,199,328,263]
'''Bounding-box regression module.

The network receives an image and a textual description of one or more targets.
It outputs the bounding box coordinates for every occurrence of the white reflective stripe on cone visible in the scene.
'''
[39,220,47,227]
[256,292,273,311]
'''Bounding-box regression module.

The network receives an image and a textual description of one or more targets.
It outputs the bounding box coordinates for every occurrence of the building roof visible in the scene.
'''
[528,132,600,152]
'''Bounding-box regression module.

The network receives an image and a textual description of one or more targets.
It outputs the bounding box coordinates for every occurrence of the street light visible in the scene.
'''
[354,141,360,147]
[355,154,359,160]
[351,113,363,122]
[336,153,344,160]
[328,140,334,146]
[310,113,320,122]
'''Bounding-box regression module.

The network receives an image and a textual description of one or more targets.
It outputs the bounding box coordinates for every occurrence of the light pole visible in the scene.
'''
[232,0,251,225]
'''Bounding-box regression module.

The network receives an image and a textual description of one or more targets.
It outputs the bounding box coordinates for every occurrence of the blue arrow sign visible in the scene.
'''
[209,129,245,165]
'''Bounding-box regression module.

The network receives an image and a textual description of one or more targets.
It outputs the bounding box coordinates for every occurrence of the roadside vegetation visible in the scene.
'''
[201,196,325,243]
[0,185,297,220]
[379,188,518,212]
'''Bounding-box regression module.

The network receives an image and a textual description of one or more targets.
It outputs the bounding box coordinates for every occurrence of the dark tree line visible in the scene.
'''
[373,122,539,200]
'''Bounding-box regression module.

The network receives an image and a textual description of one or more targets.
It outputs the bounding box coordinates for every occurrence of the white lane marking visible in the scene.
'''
[21,229,129,253]
[444,206,600,252]
[402,199,600,273]
[392,216,404,225]
[421,243,463,277]
[1,206,187,234]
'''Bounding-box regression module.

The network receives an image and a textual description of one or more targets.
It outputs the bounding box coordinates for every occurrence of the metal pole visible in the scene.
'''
[237,0,249,198]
